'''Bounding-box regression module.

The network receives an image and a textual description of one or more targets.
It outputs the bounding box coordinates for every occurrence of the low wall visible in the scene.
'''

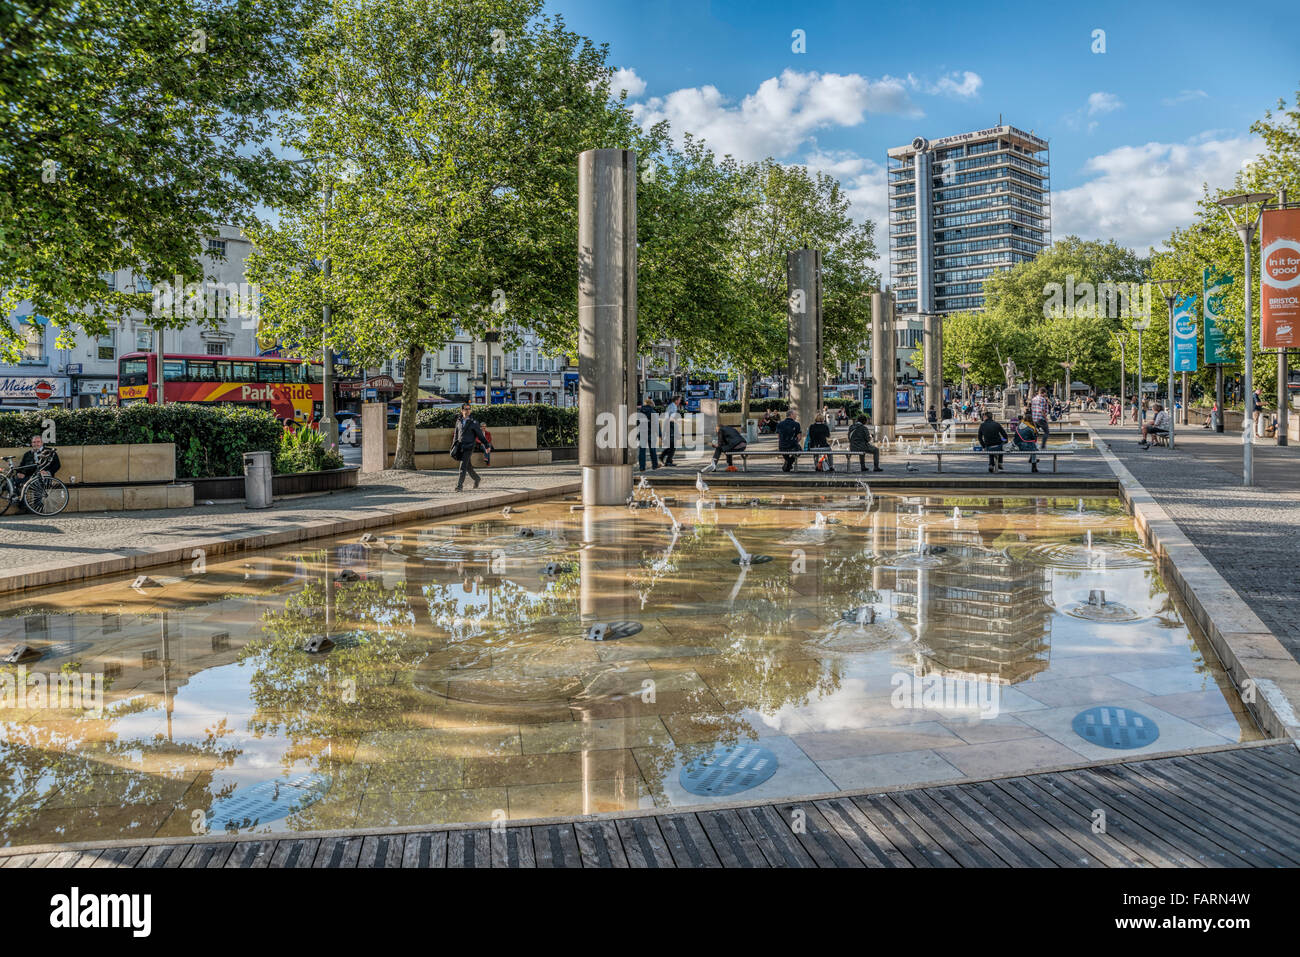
[1187,407,1245,431]
[0,443,176,485]
[56,484,194,513]
[384,426,552,470]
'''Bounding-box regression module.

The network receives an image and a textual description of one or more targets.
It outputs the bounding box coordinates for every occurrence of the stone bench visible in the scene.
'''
[915,449,1077,473]
[728,450,861,471]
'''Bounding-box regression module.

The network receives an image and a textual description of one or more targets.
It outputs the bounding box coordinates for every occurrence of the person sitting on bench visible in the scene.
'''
[705,423,747,471]
[807,413,834,471]
[1139,404,1170,448]
[847,415,882,471]
[1012,414,1041,472]
[777,409,801,472]
[977,411,1008,473]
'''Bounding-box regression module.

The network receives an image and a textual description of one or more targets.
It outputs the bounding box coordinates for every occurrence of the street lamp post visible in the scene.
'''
[1059,360,1076,411]
[289,155,338,451]
[1217,191,1274,487]
[956,361,971,407]
[1111,332,1126,406]
[1152,280,1181,450]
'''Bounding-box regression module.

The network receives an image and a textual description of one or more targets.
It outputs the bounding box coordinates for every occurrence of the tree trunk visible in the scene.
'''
[739,368,752,426]
[393,342,425,470]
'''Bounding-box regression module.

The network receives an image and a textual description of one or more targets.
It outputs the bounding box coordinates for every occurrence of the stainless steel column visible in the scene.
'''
[578,148,638,506]
[870,289,897,441]
[787,249,823,431]
[923,314,943,417]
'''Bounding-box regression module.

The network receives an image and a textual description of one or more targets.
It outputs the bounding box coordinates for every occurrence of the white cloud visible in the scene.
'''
[610,67,646,98]
[904,70,983,99]
[1162,89,1209,106]
[630,68,919,162]
[1087,92,1123,115]
[1051,134,1263,252]
[800,150,890,272]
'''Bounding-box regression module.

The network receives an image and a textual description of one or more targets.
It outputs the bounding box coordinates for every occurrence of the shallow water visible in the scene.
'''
[0,490,1259,846]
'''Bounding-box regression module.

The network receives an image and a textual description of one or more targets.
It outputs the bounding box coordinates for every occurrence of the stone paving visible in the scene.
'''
[1091,414,1300,664]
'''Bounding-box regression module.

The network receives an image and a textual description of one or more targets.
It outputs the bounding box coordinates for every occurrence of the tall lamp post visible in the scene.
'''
[1152,279,1181,450]
[1059,360,1076,410]
[290,155,338,451]
[1111,332,1126,406]
[956,361,971,407]
[1133,316,1149,421]
[1216,191,1273,486]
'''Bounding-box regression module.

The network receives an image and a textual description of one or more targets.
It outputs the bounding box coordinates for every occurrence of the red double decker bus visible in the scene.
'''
[117,352,325,427]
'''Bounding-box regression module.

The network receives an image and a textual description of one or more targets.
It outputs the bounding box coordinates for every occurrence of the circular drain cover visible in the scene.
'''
[206,772,331,830]
[1072,706,1159,750]
[679,744,779,797]
[731,555,773,565]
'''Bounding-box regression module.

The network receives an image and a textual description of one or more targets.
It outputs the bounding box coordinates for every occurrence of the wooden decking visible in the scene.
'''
[2,742,1297,868]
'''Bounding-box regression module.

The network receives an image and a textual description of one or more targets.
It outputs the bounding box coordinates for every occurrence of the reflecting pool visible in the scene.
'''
[0,489,1260,846]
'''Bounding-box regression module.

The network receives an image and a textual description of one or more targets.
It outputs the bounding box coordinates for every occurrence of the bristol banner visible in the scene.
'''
[1203,268,1232,364]
[1261,207,1300,349]
[1172,294,1198,372]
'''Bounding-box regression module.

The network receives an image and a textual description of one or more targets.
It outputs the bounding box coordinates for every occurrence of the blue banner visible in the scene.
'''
[1173,294,1198,372]
[1203,268,1232,364]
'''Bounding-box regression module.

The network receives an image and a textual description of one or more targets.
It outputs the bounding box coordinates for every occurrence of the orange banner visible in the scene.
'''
[1261,207,1300,349]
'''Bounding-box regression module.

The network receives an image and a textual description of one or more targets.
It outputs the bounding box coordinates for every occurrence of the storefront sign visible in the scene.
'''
[0,376,68,400]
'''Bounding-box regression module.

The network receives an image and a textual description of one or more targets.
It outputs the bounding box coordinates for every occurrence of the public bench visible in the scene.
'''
[915,449,1077,473]
[729,450,861,472]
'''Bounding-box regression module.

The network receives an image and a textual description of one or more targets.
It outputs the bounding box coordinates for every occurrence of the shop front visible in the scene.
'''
[511,375,561,406]
[0,375,71,410]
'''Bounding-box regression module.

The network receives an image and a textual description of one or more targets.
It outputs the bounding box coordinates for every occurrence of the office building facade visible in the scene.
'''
[888,124,1051,317]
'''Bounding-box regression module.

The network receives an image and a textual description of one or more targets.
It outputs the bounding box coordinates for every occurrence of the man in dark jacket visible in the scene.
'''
[847,415,881,471]
[15,436,59,485]
[776,409,801,472]
[706,423,747,471]
[977,412,1008,473]
[452,404,488,491]
[636,398,659,471]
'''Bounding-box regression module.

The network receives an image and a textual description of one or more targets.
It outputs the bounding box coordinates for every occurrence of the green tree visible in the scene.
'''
[247,0,633,468]
[0,0,320,360]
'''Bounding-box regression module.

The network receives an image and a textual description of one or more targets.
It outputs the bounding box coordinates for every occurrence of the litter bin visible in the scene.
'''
[745,418,759,443]
[243,451,273,509]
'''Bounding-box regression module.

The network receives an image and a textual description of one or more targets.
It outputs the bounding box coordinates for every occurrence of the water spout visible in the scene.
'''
[726,530,753,566]
[1088,589,1106,606]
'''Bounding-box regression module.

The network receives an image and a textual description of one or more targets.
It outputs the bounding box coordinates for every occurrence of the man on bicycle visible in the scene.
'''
[16,436,60,486]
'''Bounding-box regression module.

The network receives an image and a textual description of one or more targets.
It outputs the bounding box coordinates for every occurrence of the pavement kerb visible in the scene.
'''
[0,479,581,596]
[1089,425,1300,742]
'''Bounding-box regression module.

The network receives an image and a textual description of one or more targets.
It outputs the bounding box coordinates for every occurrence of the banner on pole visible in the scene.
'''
[1203,267,1232,364]
[1173,294,1198,372]
[1261,207,1300,349]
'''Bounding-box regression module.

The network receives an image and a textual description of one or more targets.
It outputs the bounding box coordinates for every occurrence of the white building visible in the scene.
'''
[0,225,258,409]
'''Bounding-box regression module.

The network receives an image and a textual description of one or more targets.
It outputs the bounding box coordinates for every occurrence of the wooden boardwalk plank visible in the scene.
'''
[4,744,1296,869]
[447,829,492,869]
[813,797,912,867]
[491,828,537,868]
[771,801,865,868]
[697,808,771,868]
[574,820,629,869]
[615,817,676,868]
[531,824,582,868]
[655,813,722,868]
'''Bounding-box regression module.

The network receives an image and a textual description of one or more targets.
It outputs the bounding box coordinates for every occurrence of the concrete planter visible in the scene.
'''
[0,442,176,485]
[191,466,359,501]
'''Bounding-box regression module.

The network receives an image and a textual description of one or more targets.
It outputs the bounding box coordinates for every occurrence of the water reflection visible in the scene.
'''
[0,491,1260,846]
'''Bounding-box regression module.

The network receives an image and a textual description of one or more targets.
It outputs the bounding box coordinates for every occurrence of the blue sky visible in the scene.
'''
[548,0,1299,267]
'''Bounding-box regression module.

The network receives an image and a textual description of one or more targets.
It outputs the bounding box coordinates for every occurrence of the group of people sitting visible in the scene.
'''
[706,408,884,473]
[975,411,1046,473]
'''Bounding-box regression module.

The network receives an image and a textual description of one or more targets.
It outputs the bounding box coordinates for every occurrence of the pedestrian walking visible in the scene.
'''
[451,403,488,491]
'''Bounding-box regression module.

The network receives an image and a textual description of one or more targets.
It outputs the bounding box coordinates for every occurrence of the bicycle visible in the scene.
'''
[1,449,69,516]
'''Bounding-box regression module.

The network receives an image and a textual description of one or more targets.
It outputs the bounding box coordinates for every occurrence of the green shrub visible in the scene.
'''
[273,425,344,474]
[414,403,577,447]
[0,405,284,478]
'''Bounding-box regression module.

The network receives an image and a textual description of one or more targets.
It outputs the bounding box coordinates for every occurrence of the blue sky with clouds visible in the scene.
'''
[549,0,1298,267]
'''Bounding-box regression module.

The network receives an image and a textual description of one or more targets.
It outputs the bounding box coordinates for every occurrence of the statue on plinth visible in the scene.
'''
[1001,356,1022,416]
